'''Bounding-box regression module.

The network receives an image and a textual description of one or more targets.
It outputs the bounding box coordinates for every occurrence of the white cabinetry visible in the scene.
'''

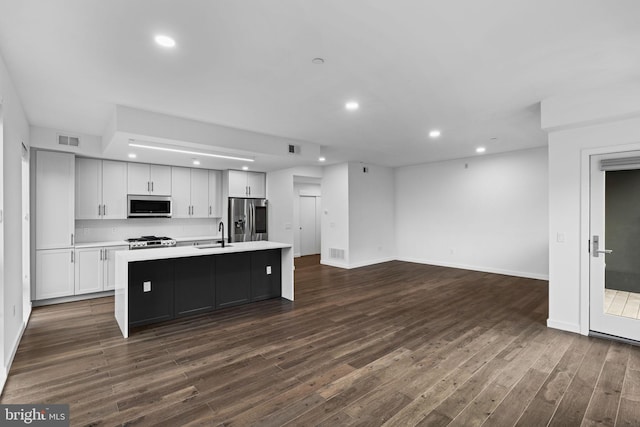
[208,170,222,217]
[128,163,171,195]
[76,159,127,220]
[171,167,209,218]
[74,245,128,294]
[35,151,75,249]
[227,170,266,198]
[35,248,74,299]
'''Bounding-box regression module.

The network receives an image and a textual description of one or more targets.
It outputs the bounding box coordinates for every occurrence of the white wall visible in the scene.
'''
[320,163,350,267]
[348,163,395,268]
[0,50,30,392]
[544,85,640,334]
[75,218,221,243]
[396,147,548,280]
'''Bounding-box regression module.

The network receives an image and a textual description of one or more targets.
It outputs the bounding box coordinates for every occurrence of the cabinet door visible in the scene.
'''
[150,164,172,195]
[215,252,251,308]
[174,256,215,317]
[35,249,74,299]
[74,247,104,295]
[171,167,191,218]
[75,158,101,220]
[128,259,174,327]
[247,172,266,198]
[104,245,128,291]
[127,163,150,195]
[208,170,222,217]
[35,151,75,249]
[102,161,128,219]
[228,170,248,197]
[250,249,281,301]
[190,169,209,218]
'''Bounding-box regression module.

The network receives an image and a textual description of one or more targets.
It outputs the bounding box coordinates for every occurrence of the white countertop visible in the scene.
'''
[117,240,292,262]
[173,235,222,242]
[74,240,128,248]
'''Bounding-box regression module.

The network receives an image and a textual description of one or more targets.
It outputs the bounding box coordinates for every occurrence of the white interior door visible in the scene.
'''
[300,196,319,256]
[590,153,640,341]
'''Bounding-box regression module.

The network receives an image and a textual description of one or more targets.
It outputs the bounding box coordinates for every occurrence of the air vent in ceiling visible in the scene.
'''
[288,144,301,155]
[57,134,80,147]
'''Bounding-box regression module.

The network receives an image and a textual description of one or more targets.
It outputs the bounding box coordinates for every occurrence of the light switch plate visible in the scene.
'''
[143,281,151,292]
[266,266,272,275]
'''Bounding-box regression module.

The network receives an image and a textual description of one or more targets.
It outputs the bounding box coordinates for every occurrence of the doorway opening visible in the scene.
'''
[21,143,31,322]
[589,152,640,342]
[293,177,321,263]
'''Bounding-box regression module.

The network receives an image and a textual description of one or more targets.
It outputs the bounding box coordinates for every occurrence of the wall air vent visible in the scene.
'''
[288,144,301,155]
[57,134,80,147]
[329,248,345,260]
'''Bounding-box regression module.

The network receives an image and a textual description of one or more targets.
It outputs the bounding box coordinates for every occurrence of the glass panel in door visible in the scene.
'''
[590,153,640,341]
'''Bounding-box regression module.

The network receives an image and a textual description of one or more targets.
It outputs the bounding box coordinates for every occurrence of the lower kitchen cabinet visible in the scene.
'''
[35,248,75,300]
[128,259,175,327]
[174,256,215,317]
[250,249,282,301]
[215,252,251,309]
[75,245,129,294]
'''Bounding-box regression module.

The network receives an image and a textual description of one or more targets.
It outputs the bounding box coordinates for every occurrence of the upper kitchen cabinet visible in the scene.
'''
[227,170,266,198]
[35,150,75,249]
[76,158,127,220]
[127,163,171,195]
[208,170,222,217]
[171,167,209,218]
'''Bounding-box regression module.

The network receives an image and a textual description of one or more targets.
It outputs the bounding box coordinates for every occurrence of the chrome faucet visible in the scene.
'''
[218,222,225,248]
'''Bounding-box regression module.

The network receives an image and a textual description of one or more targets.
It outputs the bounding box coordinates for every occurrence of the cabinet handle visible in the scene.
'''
[98,204,101,216]
[104,249,107,261]
[151,181,154,192]
[209,206,212,216]
[99,249,103,261]
[248,186,251,196]
[71,250,74,263]
[71,233,74,245]
[103,205,107,216]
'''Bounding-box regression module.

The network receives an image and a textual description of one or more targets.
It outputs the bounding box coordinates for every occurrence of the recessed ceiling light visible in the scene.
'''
[312,57,325,65]
[128,142,254,162]
[318,157,326,162]
[429,130,441,138]
[154,35,176,48]
[242,166,249,171]
[192,159,200,166]
[476,147,486,153]
[128,153,137,159]
[345,101,359,111]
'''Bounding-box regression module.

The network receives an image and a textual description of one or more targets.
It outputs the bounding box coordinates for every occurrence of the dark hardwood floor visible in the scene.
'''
[2,260,639,426]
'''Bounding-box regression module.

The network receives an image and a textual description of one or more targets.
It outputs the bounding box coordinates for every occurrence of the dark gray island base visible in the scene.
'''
[115,241,294,337]
[128,250,282,328]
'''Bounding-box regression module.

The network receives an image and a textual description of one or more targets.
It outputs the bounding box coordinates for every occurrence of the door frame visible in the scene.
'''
[580,142,640,336]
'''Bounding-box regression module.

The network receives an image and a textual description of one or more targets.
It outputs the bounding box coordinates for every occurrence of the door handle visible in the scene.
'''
[593,235,613,258]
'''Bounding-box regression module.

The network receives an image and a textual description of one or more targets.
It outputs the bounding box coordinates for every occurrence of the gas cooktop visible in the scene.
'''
[127,235,177,249]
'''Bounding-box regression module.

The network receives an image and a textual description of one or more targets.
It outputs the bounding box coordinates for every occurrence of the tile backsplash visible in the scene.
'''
[75,218,223,243]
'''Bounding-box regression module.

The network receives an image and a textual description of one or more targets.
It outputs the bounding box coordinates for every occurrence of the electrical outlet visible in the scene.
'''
[143,281,151,292]
[266,266,272,275]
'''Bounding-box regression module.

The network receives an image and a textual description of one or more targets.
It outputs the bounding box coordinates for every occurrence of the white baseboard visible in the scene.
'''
[396,257,549,281]
[320,259,349,269]
[1,316,29,396]
[346,257,396,269]
[547,318,583,335]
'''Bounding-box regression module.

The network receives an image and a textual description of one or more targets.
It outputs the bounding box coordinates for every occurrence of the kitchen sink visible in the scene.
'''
[195,243,232,249]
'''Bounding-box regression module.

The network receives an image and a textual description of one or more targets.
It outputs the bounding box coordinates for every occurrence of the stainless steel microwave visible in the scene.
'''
[127,195,172,218]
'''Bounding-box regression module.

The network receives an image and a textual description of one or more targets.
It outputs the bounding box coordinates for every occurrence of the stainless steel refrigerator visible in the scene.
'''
[228,198,268,242]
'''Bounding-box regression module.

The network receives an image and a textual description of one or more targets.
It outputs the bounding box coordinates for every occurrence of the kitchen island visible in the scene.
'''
[114,241,293,338]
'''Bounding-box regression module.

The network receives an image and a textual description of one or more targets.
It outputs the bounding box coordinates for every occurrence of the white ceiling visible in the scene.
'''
[0,0,638,170]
